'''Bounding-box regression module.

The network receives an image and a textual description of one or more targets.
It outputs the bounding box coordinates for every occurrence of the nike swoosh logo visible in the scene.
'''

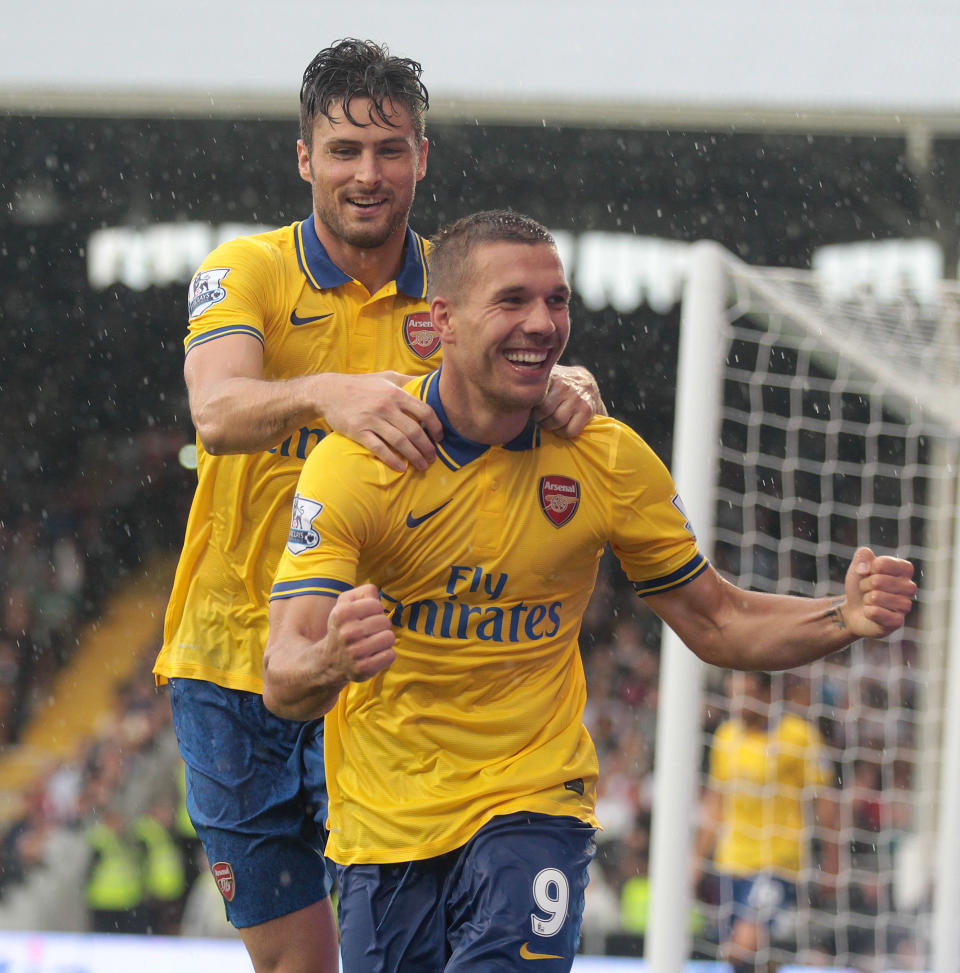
[290,310,334,327]
[405,500,452,528]
[520,942,563,961]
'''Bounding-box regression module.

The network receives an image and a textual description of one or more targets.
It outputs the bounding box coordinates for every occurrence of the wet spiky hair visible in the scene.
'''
[299,38,429,147]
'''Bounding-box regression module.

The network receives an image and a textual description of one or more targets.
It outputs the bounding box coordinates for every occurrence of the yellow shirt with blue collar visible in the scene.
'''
[271,369,708,865]
[155,216,438,692]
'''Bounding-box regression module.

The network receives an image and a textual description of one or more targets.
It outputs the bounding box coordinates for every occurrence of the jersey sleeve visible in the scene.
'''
[184,235,281,354]
[605,423,708,596]
[269,435,385,602]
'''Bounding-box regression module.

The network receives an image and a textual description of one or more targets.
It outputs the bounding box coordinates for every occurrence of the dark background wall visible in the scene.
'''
[2,114,958,541]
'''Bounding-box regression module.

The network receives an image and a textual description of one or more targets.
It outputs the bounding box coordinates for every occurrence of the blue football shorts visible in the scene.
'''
[336,811,597,972]
[168,677,334,928]
[722,871,797,931]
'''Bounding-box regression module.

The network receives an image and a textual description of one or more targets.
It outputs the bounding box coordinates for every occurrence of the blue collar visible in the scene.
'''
[295,214,429,298]
[419,370,541,470]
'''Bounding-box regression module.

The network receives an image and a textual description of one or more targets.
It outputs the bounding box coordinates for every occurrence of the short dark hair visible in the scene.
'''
[300,38,429,146]
[428,210,558,303]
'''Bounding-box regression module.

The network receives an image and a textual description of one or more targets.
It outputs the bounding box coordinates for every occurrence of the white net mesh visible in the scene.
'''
[690,258,960,972]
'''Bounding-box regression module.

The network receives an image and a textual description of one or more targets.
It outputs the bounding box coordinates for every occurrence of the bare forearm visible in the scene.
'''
[263,681,343,722]
[650,554,915,672]
[190,373,331,454]
[262,633,347,721]
[263,586,397,720]
[690,585,856,671]
[189,365,441,470]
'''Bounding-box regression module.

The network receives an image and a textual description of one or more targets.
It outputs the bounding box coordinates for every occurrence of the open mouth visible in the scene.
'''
[347,196,387,211]
[503,349,550,369]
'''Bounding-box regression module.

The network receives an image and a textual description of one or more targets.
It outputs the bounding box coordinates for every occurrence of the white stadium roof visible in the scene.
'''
[3,0,960,133]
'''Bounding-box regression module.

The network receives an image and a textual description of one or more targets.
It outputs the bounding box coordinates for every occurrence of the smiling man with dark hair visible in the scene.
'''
[155,40,603,973]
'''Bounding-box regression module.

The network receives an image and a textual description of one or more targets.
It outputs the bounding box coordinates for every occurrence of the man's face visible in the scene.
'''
[298,98,428,250]
[436,241,571,414]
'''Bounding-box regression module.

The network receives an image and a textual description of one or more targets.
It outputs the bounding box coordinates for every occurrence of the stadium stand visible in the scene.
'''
[0,550,186,930]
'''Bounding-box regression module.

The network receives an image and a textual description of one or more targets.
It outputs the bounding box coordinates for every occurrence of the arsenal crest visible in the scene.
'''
[212,861,236,902]
[539,475,580,527]
[403,312,440,359]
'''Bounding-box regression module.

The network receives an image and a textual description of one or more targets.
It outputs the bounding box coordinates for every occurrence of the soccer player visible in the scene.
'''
[262,210,917,972]
[153,43,602,973]
[695,670,839,972]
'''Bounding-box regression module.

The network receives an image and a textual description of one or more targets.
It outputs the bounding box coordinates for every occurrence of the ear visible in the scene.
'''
[297,139,312,184]
[416,138,429,182]
[431,296,455,344]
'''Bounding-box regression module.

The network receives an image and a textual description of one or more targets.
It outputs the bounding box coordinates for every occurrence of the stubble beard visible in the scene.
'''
[316,186,415,251]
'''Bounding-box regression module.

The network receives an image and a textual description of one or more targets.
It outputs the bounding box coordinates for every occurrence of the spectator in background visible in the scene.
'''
[84,807,144,934]
[694,670,839,973]
[131,798,188,935]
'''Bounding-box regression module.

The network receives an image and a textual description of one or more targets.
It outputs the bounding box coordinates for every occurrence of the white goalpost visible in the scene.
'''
[647,241,960,973]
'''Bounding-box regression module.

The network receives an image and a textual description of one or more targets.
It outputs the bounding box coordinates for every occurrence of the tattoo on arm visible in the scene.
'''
[824,600,847,630]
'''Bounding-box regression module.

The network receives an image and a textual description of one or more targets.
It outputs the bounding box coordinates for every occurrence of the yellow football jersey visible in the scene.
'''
[709,713,833,878]
[155,217,438,692]
[271,370,707,864]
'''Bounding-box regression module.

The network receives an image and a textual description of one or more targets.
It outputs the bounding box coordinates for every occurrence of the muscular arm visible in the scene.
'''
[262,584,396,721]
[645,547,916,671]
[185,334,442,470]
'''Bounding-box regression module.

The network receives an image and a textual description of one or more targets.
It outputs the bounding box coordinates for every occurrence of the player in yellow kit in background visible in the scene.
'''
[263,210,916,973]
[695,669,839,972]
[153,42,602,973]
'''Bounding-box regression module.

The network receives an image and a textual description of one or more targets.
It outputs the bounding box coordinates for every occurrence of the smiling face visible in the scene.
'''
[433,240,571,440]
[298,97,428,254]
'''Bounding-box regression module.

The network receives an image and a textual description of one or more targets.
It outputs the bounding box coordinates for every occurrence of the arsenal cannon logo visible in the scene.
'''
[212,861,236,902]
[403,312,441,359]
[539,475,581,528]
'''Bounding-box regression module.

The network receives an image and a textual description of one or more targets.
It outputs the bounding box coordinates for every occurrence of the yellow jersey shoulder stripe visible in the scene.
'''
[186,323,264,353]
[631,552,708,596]
[270,577,352,600]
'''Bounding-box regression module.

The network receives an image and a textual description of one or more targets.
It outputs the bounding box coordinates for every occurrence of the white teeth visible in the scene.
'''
[504,350,547,365]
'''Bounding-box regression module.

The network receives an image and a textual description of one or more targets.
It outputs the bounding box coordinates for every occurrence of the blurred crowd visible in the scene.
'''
[0,645,236,939]
[0,429,221,935]
[0,479,933,970]
[0,428,188,747]
[0,512,110,749]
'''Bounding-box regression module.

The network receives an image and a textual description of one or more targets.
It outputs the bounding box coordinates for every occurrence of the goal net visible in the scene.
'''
[647,242,960,973]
